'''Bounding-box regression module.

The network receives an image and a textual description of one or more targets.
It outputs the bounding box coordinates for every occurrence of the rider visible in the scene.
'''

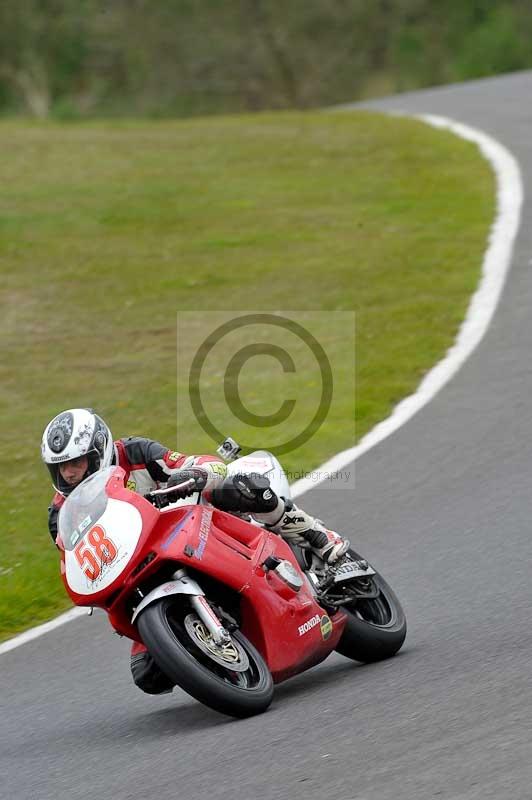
[41,408,350,694]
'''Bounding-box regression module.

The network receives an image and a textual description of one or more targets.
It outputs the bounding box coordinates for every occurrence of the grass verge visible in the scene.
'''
[0,111,494,639]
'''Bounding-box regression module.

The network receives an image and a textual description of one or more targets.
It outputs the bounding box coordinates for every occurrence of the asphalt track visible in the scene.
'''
[2,72,532,800]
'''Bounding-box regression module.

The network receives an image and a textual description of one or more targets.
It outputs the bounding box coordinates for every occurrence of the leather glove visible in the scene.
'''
[166,467,208,498]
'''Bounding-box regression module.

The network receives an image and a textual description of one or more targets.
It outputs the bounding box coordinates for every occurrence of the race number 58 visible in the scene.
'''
[74,525,117,581]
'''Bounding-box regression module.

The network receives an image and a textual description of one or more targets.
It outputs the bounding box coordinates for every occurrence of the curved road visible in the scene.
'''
[3,72,532,800]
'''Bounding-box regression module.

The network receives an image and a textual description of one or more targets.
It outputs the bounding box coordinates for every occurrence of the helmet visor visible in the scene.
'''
[47,450,99,496]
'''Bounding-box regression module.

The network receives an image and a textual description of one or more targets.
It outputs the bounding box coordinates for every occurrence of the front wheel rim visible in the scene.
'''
[165,604,265,691]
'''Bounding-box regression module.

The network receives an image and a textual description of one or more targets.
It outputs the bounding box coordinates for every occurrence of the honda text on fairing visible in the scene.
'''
[56,446,406,718]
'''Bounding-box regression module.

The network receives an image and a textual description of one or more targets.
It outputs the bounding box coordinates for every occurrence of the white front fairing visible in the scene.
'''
[63,497,143,596]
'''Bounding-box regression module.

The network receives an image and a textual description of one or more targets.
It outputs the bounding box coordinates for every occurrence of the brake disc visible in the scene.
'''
[184,613,250,672]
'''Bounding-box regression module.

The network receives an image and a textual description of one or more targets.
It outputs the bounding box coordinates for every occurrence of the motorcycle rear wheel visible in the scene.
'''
[138,596,273,718]
[334,551,407,663]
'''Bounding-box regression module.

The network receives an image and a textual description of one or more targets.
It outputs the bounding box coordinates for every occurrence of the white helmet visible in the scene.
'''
[41,408,113,495]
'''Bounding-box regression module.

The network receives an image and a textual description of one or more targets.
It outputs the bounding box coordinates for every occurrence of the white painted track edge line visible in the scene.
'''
[0,607,86,655]
[1,112,522,655]
[291,112,523,497]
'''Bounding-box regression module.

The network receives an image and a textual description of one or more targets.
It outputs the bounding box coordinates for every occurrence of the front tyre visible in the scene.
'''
[137,597,273,718]
[335,551,407,663]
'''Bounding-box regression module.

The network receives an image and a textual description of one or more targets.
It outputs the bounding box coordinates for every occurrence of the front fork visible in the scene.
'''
[172,569,231,646]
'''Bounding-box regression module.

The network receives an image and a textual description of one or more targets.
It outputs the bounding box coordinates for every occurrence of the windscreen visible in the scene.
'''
[58,467,115,551]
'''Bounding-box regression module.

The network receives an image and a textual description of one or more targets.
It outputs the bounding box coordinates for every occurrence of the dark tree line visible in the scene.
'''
[1,1,531,118]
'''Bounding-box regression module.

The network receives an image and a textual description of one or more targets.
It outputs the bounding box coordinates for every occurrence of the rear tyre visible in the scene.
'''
[335,551,407,663]
[137,596,273,718]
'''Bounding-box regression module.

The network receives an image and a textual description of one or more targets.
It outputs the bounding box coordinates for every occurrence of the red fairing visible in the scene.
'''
[59,465,348,685]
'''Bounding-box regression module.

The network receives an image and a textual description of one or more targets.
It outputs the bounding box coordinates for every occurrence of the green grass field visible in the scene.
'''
[0,111,494,640]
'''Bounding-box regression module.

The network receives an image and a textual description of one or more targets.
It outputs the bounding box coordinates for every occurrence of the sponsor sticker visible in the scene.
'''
[195,507,213,560]
[298,613,333,639]
[320,614,333,640]
[167,451,181,462]
[70,514,92,547]
[209,462,228,477]
[298,614,321,636]
[79,515,92,533]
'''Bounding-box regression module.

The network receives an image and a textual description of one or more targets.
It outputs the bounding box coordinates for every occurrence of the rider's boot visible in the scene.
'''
[211,474,350,565]
[130,642,174,695]
[264,499,350,565]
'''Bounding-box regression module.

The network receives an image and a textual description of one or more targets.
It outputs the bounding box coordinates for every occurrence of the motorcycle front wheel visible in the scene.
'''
[137,596,273,718]
[335,550,407,663]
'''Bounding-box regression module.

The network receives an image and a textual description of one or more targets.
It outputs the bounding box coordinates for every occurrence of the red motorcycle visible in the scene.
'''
[57,453,406,718]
